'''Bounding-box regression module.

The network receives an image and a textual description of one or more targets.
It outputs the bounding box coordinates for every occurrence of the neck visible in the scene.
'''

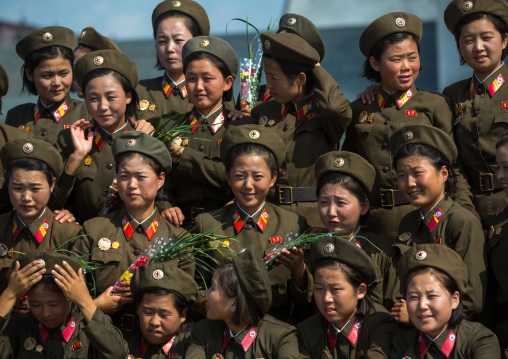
[197,102,222,118]
[166,69,185,84]
[127,203,155,223]
[226,320,248,337]
[422,193,445,216]
[99,117,126,134]
[333,309,356,331]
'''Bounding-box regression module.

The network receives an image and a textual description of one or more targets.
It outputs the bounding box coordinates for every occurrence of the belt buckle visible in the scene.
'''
[380,189,395,207]
[278,186,293,204]
[120,314,136,332]
[479,173,494,192]
[190,207,204,223]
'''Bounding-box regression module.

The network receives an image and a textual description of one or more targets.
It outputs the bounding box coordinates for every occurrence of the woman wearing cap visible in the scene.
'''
[0,251,129,359]
[392,124,486,320]
[53,49,157,223]
[164,35,256,227]
[0,138,81,292]
[389,244,500,358]
[250,31,351,227]
[313,151,401,313]
[442,0,508,223]
[71,131,194,331]
[124,262,199,358]
[298,236,397,358]
[343,12,474,239]
[5,26,90,145]
[186,244,299,358]
[194,124,311,322]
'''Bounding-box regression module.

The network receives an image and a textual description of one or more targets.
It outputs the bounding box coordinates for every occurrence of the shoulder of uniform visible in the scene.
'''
[261,314,297,330]
[361,231,395,254]
[443,78,471,95]
[138,77,162,89]
[414,88,448,101]
[297,312,324,332]
[455,319,495,337]
[83,213,116,230]
[196,206,229,226]
[251,101,280,118]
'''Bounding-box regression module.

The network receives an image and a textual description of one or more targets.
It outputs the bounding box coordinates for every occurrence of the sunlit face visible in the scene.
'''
[318,183,369,237]
[370,38,420,93]
[185,58,233,114]
[205,272,235,322]
[263,57,305,104]
[84,74,132,133]
[117,154,165,213]
[459,18,508,81]
[138,293,186,345]
[396,155,448,214]
[406,271,459,338]
[26,57,73,105]
[314,266,366,329]
[28,284,71,329]
[9,169,55,224]
[496,144,508,197]
[226,154,276,216]
[155,17,193,79]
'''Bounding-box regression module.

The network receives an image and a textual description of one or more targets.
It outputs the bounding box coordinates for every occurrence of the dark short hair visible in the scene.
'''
[361,32,420,83]
[154,12,200,71]
[224,143,278,175]
[22,46,74,95]
[496,135,508,149]
[393,143,457,195]
[30,274,62,293]
[183,52,233,102]
[214,262,262,327]
[454,13,508,66]
[406,266,465,324]
[81,68,139,119]
[263,54,314,93]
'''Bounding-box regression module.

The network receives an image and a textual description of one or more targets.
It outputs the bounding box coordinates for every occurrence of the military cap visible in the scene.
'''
[397,243,468,295]
[15,251,82,274]
[261,32,319,65]
[232,244,272,314]
[152,0,210,36]
[1,138,63,177]
[278,13,326,62]
[74,49,138,89]
[182,36,239,79]
[315,151,376,195]
[112,131,172,174]
[310,236,378,285]
[220,124,285,167]
[390,124,458,164]
[131,262,199,304]
[359,12,423,57]
[78,27,121,52]
[16,26,77,61]
[0,64,8,97]
[444,0,508,34]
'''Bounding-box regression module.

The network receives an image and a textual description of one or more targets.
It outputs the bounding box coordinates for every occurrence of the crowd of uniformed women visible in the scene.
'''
[1,0,508,357]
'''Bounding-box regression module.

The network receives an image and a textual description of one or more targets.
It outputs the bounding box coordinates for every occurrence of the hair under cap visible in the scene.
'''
[444,0,508,34]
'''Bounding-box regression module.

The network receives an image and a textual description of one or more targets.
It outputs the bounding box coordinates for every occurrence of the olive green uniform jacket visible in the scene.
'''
[388,320,500,359]
[250,66,352,227]
[185,315,299,358]
[344,85,472,238]
[0,123,29,215]
[297,304,397,359]
[124,330,190,359]
[397,196,486,319]
[0,309,129,359]
[443,63,508,223]
[0,208,82,292]
[194,201,311,321]
[168,106,256,224]
[5,95,90,146]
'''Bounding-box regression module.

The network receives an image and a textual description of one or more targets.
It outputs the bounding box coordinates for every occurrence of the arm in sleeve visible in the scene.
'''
[364,312,398,359]
[275,324,299,359]
[470,326,501,359]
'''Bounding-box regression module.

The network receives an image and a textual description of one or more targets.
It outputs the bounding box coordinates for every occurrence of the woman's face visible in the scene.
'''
[496,144,508,197]
[263,57,306,104]
[185,58,233,114]
[314,266,366,329]
[459,18,508,81]
[28,284,71,329]
[9,169,54,224]
[226,154,276,216]
[370,38,420,93]
[396,155,448,214]
[205,272,235,322]
[318,183,369,237]
[26,56,73,106]
[138,293,185,345]
[155,17,194,79]
[406,271,459,338]
[84,74,132,133]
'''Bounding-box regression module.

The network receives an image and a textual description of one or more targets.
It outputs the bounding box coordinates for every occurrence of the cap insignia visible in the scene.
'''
[153,269,164,280]
[199,39,209,48]
[80,30,86,39]
[264,39,270,50]
[334,158,345,168]
[22,143,34,154]
[249,130,260,139]
[395,18,406,27]
[171,0,181,7]
[93,56,104,66]
[403,131,413,142]
[323,243,334,254]
[462,1,473,11]
[416,250,427,261]
[287,17,297,26]
[42,32,53,43]
[126,139,136,147]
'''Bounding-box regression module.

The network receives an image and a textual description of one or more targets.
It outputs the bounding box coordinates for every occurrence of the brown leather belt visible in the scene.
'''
[269,186,318,204]
[181,205,206,224]
[468,172,502,191]
[111,313,139,332]
[380,189,410,207]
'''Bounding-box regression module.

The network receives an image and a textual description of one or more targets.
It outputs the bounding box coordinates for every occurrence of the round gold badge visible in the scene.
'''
[126,139,136,147]
[80,30,86,39]
[36,259,46,268]
[395,17,406,27]
[398,232,412,242]
[323,243,334,254]
[171,0,181,7]
[416,250,427,261]
[287,17,297,26]
[153,269,164,280]
[199,39,209,48]
[264,39,271,50]
[24,337,36,351]
[249,130,260,139]
[462,1,473,11]
[334,158,345,168]
[93,56,104,66]
[22,143,34,154]
[403,131,413,142]
[42,32,53,43]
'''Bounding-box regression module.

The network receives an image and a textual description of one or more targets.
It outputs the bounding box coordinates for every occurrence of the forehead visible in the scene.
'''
[140,292,176,309]
[383,38,419,55]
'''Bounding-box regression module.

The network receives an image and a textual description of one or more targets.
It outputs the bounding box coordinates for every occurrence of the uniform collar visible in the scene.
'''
[35,94,72,122]
[162,71,187,99]
[281,93,314,119]
[471,62,507,98]
[232,201,269,233]
[93,121,132,151]
[418,195,453,232]
[190,105,225,134]
[420,325,456,358]
[378,84,416,109]
[225,322,259,352]
[122,207,160,241]
[327,314,362,347]
[31,312,78,344]
[14,208,53,243]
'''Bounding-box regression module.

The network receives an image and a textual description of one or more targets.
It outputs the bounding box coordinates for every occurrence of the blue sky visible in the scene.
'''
[0,0,286,40]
